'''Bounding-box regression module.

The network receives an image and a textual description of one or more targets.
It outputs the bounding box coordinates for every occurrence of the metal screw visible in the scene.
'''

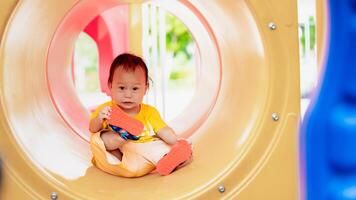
[272,113,279,121]
[268,22,277,30]
[218,185,225,193]
[50,192,58,200]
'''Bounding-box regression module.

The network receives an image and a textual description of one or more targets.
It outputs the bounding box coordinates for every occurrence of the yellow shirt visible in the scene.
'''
[90,101,167,143]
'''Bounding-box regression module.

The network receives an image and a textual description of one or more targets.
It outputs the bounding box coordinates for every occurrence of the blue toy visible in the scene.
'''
[109,125,140,141]
[302,1,356,199]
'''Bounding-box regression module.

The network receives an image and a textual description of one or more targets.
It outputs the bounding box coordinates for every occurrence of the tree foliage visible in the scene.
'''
[165,13,194,63]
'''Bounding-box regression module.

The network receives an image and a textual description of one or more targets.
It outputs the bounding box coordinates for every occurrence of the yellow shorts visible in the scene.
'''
[90,132,171,177]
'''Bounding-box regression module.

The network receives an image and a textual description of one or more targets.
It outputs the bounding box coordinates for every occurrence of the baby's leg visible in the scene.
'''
[127,140,171,165]
[100,131,127,151]
[109,149,123,161]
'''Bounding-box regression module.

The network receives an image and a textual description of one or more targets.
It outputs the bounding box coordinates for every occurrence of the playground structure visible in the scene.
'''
[0,0,300,199]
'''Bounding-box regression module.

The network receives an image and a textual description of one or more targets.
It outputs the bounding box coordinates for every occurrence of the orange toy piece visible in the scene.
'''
[156,140,192,175]
[107,106,144,136]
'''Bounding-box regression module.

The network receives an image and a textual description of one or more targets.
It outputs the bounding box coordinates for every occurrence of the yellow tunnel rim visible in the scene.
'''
[0,0,300,199]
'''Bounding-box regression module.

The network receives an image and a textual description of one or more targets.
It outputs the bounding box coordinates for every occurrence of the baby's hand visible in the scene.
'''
[98,106,112,121]
[178,138,192,145]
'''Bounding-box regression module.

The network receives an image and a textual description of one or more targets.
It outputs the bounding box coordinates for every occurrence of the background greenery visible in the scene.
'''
[300,16,316,55]
[164,12,195,89]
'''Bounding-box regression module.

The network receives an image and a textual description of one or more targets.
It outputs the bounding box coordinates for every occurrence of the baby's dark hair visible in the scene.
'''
[107,53,149,86]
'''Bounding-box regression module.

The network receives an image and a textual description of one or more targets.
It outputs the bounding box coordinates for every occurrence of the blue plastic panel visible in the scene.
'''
[302,0,356,200]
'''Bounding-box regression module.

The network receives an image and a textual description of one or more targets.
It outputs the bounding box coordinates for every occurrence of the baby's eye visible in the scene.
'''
[133,87,139,91]
[119,86,125,90]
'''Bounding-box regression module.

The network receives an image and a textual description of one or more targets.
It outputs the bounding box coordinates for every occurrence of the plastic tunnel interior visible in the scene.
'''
[0,0,300,199]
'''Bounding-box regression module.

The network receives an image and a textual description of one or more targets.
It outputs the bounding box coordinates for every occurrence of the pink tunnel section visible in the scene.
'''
[77,5,129,96]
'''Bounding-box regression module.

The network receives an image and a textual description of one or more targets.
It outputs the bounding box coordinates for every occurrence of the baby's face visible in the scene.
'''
[109,67,148,113]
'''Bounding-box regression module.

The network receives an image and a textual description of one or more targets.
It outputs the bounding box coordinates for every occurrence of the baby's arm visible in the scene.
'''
[156,126,178,145]
[89,106,111,133]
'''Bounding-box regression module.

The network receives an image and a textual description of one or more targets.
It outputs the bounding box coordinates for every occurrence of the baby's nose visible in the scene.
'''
[124,90,132,97]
